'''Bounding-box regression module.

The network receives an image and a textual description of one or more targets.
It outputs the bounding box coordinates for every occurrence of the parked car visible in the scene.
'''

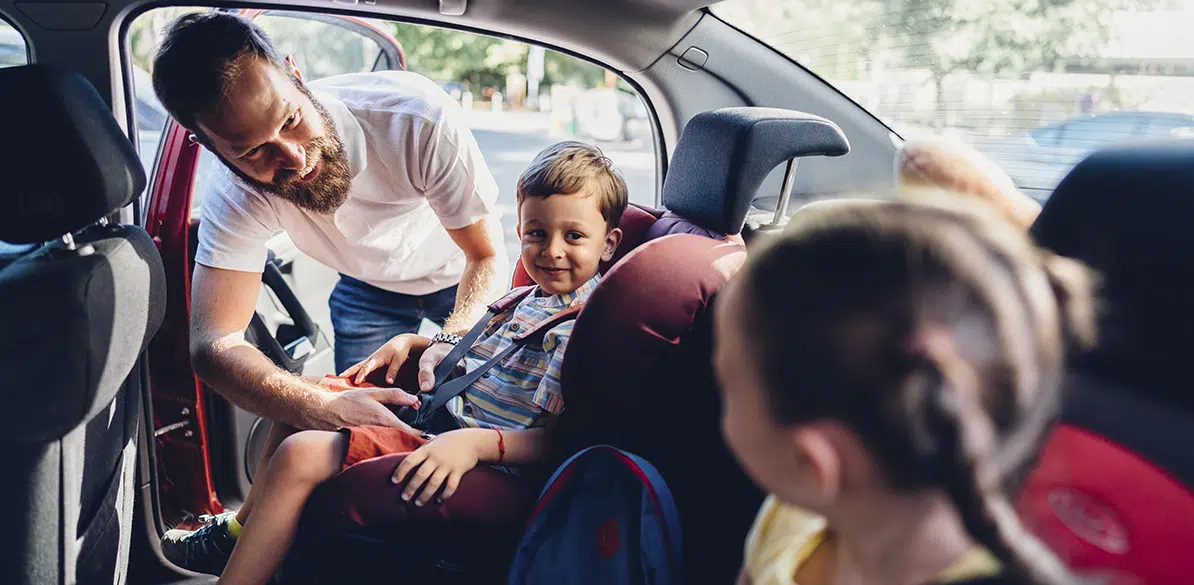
[572,87,650,142]
[979,111,1194,201]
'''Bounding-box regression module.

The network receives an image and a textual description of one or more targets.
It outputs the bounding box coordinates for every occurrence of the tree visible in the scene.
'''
[389,22,522,90]
[880,0,1139,121]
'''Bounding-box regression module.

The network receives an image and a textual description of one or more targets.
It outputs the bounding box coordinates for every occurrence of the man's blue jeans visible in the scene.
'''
[328,274,457,374]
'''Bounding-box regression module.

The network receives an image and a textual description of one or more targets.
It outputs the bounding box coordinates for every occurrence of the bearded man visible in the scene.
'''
[151,12,508,436]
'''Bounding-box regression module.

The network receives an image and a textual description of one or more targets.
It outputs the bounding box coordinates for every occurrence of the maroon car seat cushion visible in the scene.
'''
[557,233,746,440]
[643,209,726,242]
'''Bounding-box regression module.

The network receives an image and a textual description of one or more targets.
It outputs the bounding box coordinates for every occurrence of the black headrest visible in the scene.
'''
[1031,141,1194,409]
[0,64,146,244]
[661,107,850,235]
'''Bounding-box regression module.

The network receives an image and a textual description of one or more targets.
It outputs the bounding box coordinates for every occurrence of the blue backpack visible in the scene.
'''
[507,445,683,585]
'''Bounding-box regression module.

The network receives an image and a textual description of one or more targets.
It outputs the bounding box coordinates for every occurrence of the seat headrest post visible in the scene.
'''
[769,158,799,228]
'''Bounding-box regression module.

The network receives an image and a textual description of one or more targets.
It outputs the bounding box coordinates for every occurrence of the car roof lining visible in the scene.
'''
[103,0,721,75]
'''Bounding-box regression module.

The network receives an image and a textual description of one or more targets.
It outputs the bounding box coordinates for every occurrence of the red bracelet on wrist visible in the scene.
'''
[495,428,506,464]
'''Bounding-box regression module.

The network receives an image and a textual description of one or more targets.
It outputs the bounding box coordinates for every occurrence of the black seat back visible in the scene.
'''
[1018,142,1194,584]
[0,64,166,585]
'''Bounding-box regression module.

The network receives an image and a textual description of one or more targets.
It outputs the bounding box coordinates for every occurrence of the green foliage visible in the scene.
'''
[887,0,1133,80]
[713,0,1155,116]
[389,21,608,91]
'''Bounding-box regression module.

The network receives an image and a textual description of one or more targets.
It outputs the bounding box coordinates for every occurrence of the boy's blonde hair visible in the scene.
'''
[517,141,629,230]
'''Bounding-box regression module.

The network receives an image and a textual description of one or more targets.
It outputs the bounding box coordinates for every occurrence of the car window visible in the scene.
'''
[130,8,660,344]
[0,18,28,69]
[131,9,658,273]
[711,1,1194,202]
[253,12,392,80]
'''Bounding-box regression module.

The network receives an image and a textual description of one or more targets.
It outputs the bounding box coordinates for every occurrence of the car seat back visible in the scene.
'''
[1019,142,1194,585]
[0,64,166,585]
[553,234,751,585]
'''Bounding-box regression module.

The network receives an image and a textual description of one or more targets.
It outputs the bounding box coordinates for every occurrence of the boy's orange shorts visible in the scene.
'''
[318,374,429,470]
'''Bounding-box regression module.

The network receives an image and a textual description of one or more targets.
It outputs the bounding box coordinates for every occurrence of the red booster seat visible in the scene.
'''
[1018,142,1194,585]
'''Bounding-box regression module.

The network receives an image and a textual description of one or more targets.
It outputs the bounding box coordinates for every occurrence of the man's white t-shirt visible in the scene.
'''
[194,71,508,296]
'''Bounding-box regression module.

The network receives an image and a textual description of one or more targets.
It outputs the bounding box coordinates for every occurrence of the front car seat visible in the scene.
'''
[1017,142,1194,585]
[0,64,166,585]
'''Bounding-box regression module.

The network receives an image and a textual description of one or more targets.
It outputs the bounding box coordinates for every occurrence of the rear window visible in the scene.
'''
[711,1,1194,202]
[0,18,28,69]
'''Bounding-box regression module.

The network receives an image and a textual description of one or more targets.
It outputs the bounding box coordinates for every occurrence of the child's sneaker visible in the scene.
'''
[160,511,238,575]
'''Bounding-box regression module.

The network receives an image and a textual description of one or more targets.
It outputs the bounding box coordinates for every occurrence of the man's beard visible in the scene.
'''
[224,95,353,214]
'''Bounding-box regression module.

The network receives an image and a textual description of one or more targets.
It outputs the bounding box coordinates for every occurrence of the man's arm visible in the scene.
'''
[190,264,418,431]
[440,216,504,335]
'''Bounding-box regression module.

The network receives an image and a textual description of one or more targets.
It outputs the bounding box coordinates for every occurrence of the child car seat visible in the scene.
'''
[1018,142,1194,585]
[289,107,848,585]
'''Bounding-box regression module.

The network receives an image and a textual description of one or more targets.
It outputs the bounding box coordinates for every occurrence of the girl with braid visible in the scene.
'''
[716,193,1096,585]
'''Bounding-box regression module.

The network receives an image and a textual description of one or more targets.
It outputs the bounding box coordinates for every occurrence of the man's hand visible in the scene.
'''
[392,429,487,506]
[315,387,421,433]
[417,341,455,392]
[340,333,433,386]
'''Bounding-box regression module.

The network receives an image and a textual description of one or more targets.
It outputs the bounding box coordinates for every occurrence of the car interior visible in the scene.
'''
[0,0,1191,584]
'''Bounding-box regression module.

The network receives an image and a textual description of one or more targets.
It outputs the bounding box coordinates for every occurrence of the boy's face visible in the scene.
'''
[517,192,622,295]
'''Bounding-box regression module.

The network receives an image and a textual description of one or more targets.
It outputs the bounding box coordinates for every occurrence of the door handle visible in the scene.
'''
[246,257,323,373]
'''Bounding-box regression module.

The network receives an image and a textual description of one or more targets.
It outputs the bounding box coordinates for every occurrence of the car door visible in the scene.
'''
[142,8,407,529]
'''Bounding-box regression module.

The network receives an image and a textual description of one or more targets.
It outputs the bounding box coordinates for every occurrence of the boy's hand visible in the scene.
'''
[392,430,484,506]
[340,333,432,386]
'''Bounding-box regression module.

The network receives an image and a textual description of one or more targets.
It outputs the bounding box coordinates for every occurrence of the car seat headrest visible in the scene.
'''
[0,64,146,244]
[661,107,849,235]
[1031,141,1194,408]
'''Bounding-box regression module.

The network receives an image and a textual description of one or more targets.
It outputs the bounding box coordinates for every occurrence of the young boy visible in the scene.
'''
[161,141,628,584]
